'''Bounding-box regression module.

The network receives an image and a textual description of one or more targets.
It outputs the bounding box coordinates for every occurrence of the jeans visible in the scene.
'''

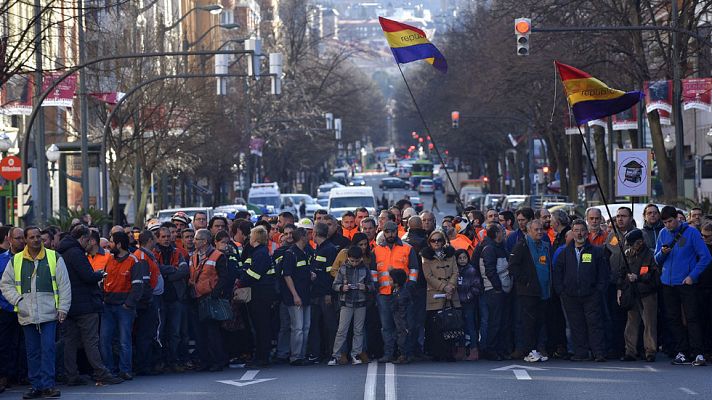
[161,300,184,365]
[100,304,136,374]
[287,305,311,361]
[408,287,427,355]
[602,284,626,356]
[63,313,112,380]
[24,321,57,390]
[518,296,547,353]
[479,297,489,348]
[332,306,366,358]
[462,300,479,349]
[135,300,160,373]
[376,294,396,358]
[483,290,507,354]
[276,303,291,359]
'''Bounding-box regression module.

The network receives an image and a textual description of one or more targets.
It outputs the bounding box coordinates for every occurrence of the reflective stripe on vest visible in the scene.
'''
[296,260,307,267]
[13,250,58,311]
[191,250,223,297]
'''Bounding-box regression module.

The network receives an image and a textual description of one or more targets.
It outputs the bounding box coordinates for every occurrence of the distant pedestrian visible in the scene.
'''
[432,193,440,213]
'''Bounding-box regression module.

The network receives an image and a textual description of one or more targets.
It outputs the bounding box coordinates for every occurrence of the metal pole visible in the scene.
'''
[78,0,90,210]
[585,124,592,183]
[33,0,47,225]
[672,0,685,199]
[608,117,615,199]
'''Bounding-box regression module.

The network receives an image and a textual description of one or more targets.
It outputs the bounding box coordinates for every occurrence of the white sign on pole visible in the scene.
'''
[615,149,652,197]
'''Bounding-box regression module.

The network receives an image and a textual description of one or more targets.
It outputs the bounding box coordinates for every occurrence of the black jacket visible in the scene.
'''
[553,240,609,297]
[481,237,509,292]
[642,220,663,251]
[403,228,428,288]
[509,238,549,298]
[156,244,190,302]
[239,244,276,291]
[616,246,659,297]
[311,240,338,297]
[57,236,104,316]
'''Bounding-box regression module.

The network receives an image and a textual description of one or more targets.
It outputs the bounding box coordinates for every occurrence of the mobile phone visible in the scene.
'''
[349,284,359,290]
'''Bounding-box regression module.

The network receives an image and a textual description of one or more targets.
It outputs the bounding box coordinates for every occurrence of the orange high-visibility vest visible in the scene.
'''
[450,234,474,256]
[342,226,359,241]
[373,242,415,295]
[189,249,223,298]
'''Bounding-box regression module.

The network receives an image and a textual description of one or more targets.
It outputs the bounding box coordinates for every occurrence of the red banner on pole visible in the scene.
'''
[249,137,265,156]
[612,106,638,131]
[41,72,77,107]
[0,74,33,115]
[682,78,712,112]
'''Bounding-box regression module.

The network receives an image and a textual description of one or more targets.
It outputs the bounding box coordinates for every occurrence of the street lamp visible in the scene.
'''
[663,132,676,152]
[184,23,241,49]
[45,144,60,216]
[705,127,712,149]
[0,133,12,154]
[163,4,224,31]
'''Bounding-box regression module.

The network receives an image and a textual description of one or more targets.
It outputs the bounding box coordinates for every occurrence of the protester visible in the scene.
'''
[479,224,511,361]
[455,249,481,361]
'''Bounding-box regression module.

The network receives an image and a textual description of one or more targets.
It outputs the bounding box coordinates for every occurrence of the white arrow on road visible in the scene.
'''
[217,370,276,387]
[492,364,546,380]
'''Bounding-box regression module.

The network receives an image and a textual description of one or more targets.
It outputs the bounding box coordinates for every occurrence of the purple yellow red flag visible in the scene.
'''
[378,17,447,73]
[555,61,643,125]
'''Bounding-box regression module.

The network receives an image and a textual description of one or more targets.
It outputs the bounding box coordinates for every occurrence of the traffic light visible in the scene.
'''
[451,111,460,128]
[16,183,31,218]
[542,165,549,174]
[515,18,531,56]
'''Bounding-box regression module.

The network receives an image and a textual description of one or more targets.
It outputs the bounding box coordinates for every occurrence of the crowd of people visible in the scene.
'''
[0,199,711,398]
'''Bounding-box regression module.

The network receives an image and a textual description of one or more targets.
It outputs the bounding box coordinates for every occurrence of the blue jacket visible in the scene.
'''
[505,229,526,255]
[654,222,711,286]
[0,250,13,311]
[553,240,609,297]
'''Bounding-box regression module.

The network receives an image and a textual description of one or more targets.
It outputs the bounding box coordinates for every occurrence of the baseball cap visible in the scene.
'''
[383,221,398,232]
[625,229,643,245]
[296,218,314,230]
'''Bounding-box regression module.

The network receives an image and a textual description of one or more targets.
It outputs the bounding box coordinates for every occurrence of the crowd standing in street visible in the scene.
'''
[1,196,712,399]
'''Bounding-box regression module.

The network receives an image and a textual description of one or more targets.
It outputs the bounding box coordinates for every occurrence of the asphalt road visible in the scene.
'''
[363,173,457,218]
[5,358,709,399]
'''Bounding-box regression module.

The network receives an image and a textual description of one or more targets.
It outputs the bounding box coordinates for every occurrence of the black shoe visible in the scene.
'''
[272,357,289,365]
[23,389,44,399]
[290,359,307,366]
[594,355,606,362]
[482,351,502,361]
[97,375,124,385]
[41,388,61,398]
[208,365,223,372]
[645,354,656,362]
[570,355,591,362]
[66,377,88,386]
[500,353,512,361]
[620,354,636,362]
[118,372,133,381]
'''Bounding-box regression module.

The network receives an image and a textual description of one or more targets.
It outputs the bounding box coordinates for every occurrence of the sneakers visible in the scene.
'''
[22,389,44,399]
[42,388,61,398]
[327,357,339,366]
[672,352,691,365]
[692,355,706,366]
[351,355,363,365]
[523,350,548,363]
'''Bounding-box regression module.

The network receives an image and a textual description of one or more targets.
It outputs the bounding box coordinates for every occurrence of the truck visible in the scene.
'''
[442,171,470,203]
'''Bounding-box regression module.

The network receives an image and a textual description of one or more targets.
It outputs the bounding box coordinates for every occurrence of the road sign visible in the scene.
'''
[0,155,22,181]
[615,149,651,197]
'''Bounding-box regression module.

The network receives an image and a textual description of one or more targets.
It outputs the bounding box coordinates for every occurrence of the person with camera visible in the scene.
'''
[328,245,374,366]
[654,206,711,366]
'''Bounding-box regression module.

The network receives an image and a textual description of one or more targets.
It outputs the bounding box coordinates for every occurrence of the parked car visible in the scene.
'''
[283,193,320,218]
[433,176,444,192]
[349,176,367,186]
[379,177,410,190]
[317,181,344,200]
[418,179,435,194]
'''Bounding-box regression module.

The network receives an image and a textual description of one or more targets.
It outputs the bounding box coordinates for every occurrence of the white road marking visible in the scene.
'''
[241,370,260,380]
[385,363,396,400]
[513,369,532,380]
[363,362,378,400]
[492,364,546,371]
[679,387,699,395]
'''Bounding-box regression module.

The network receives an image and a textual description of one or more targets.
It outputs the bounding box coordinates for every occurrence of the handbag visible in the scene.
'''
[198,296,233,321]
[432,300,464,342]
[618,282,636,311]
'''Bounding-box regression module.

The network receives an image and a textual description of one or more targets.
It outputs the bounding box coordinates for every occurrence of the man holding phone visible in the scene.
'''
[654,206,711,366]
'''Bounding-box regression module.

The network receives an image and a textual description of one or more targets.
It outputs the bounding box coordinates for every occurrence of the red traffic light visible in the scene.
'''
[515,19,531,34]
[428,143,434,150]
[411,131,417,138]
[451,111,460,121]
[418,137,424,143]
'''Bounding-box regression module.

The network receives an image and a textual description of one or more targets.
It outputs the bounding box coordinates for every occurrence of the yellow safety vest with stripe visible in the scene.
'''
[13,250,59,311]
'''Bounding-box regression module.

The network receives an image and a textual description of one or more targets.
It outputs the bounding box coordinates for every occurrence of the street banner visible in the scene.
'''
[88,92,125,105]
[588,119,607,132]
[249,137,265,156]
[615,149,652,197]
[658,109,671,125]
[0,74,33,115]
[41,72,77,107]
[644,80,672,113]
[612,106,637,130]
[682,78,712,112]
[564,109,580,135]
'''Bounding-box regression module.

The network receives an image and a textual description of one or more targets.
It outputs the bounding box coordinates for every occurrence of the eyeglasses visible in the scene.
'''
[429,238,445,244]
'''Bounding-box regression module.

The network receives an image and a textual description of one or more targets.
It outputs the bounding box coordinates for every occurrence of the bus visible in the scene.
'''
[410,159,434,188]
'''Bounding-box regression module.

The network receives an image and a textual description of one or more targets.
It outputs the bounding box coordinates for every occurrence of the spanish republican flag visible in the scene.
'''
[555,61,643,125]
[379,17,447,73]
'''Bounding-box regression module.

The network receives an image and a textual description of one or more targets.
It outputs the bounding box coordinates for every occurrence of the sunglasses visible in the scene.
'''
[429,238,445,244]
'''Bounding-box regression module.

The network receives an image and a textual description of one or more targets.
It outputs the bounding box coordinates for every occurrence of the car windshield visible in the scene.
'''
[248,196,281,207]
[330,196,374,209]
[290,195,315,204]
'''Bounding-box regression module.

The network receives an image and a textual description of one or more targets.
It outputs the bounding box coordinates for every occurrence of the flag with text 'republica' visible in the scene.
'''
[378,17,447,73]
[555,61,643,125]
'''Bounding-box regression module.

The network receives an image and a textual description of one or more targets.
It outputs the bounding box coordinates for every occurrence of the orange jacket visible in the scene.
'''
[450,234,474,256]
[373,242,416,295]
[342,226,359,241]
[88,250,112,272]
[189,249,223,298]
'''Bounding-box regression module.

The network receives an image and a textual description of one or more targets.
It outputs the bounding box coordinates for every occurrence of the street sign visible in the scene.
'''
[0,155,22,181]
[615,149,652,197]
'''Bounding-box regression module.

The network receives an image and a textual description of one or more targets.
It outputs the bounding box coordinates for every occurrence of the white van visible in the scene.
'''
[328,186,376,219]
[248,182,281,215]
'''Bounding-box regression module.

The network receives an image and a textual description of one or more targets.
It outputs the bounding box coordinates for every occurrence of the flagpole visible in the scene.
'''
[395,63,465,214]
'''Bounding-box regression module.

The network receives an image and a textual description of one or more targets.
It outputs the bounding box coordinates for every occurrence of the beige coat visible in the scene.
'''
[421,246,460,311]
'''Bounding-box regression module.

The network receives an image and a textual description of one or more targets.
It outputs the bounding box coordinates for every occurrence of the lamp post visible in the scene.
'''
[163,4,224,31]
[45,144,60,216]
[0,134,12,224]
[183,23,241,50]
[663,132,676,153]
